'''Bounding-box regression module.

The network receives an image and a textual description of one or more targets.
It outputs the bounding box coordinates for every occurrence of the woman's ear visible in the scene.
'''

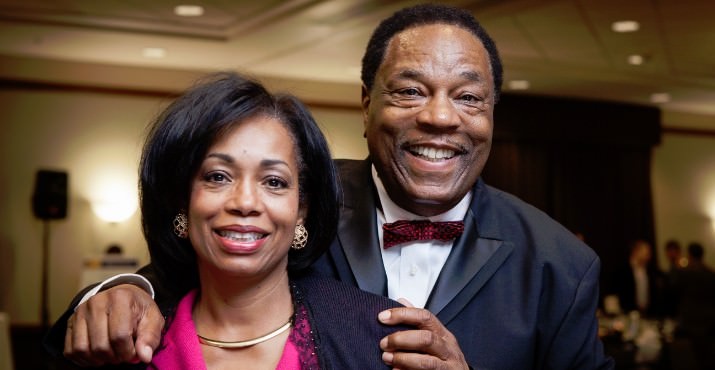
[297,204,308,226]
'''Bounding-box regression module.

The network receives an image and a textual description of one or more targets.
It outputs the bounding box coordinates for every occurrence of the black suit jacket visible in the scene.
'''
[673,264,715,335]
[308,159,614,369]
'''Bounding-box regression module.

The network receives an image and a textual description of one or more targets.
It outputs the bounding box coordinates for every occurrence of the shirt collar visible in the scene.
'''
[371,165,471,223]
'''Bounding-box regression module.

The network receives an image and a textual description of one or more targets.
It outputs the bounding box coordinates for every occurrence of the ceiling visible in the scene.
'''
[0,0,713,128]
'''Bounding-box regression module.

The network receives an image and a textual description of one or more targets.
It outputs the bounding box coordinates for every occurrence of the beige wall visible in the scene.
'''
[0,88,159,325]
[653,132,715,270]
[1,85,714,325]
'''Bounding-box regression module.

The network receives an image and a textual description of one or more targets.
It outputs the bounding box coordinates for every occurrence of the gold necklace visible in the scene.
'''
[197,319,292,349]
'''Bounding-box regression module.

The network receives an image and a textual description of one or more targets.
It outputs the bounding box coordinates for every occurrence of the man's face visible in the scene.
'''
[362,24,495,216]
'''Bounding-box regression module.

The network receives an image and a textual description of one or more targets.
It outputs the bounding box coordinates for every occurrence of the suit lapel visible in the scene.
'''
[334,161,514,317]
[426,179,514,323]
[335,160,387,295]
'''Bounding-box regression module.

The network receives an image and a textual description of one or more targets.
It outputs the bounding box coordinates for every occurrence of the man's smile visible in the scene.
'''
[408,145,457,161]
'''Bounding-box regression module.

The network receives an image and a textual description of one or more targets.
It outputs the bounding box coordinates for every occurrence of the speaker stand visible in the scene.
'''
[41,219,50,331]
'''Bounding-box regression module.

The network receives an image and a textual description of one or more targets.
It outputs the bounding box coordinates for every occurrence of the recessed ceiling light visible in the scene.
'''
[508,80,530,90]
[650,92,670,104]
[611,20,640,33]
[142,47,166,59]
[174,5,204,17]
[627,54,644,65]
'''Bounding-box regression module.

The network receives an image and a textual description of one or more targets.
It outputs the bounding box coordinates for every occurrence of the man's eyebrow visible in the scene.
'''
[396,69,422,80]
[396,69,484,83]
[460,70,483,82]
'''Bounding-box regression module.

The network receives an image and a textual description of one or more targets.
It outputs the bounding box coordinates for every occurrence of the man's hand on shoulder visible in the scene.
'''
[64,284,164,366]
[379,299,469,370]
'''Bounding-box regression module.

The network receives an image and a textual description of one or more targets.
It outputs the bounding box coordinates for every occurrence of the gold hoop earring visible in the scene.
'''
[291,224,308,250]
[173,213,188,238]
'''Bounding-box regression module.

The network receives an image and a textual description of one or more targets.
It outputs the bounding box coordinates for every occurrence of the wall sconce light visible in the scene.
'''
[90,183,138,223]
[91,198,137,223]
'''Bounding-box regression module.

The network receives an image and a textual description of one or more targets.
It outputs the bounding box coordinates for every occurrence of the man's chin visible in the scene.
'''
[399,186,465,214]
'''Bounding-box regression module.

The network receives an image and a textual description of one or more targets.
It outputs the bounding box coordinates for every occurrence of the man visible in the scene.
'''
[662,239,682,317]
[672,242,715,369]
[664,239,683,272]
[47,4,613,369]
[608,239,665,317]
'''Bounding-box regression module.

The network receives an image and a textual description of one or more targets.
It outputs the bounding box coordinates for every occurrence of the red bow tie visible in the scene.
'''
[382,220,465,249]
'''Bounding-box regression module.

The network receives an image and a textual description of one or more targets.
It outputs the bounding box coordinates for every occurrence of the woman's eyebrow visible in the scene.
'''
[260,158,289,168]
[206,152,234,163]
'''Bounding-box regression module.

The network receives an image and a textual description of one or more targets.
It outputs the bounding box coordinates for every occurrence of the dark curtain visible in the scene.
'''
[481,94,661,289]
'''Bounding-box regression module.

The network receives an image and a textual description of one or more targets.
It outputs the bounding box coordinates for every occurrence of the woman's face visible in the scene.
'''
[188,115,304,283]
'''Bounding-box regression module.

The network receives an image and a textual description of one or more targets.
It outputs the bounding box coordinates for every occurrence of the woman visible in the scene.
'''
[135,72,405,369]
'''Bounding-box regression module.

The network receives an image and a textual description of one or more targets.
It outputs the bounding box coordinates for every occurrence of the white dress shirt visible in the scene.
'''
[372,166,471,308]
[76,273,154,310]
[631,261,649,311]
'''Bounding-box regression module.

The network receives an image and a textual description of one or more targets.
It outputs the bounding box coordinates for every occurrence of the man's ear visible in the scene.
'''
[361,84,371,138]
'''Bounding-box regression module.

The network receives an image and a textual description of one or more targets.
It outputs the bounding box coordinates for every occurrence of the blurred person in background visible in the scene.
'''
[609,239,666,317]
[662,239,682,318]
[672,242,715,369]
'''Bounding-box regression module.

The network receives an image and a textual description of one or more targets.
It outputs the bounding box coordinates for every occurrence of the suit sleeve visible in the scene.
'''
[546,258,615,369]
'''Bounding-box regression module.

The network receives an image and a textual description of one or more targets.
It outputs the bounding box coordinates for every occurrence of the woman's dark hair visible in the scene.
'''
[140,72,339,299]
[361,3,503,102]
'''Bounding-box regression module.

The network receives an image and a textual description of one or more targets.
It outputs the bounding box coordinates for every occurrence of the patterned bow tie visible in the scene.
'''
[382,220,465,249]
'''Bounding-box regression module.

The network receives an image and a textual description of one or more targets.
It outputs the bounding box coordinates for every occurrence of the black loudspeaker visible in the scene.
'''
[32,170,68,220]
